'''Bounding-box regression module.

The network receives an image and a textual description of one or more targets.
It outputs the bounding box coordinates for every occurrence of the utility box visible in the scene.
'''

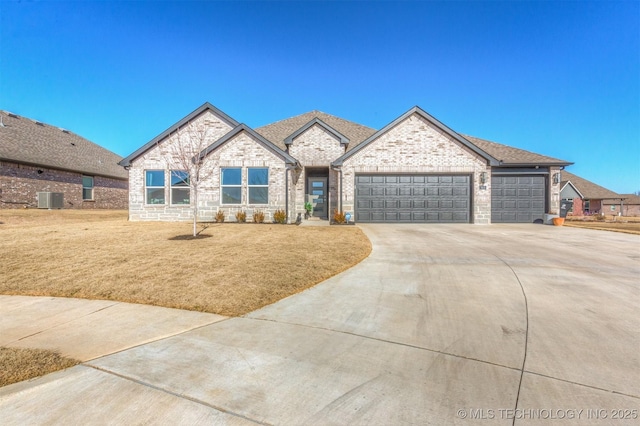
[37,192,64,209]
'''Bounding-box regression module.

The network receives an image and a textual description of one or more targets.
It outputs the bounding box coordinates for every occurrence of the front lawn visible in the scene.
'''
[0,210,371,316]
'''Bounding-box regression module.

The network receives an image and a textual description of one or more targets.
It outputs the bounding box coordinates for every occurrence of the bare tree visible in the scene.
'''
[161,122,214,237]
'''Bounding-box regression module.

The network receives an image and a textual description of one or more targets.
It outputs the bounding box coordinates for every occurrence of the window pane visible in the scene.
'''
[312,181,324,187]
[171,171,189,186]
[249,187,268,204]
[248,168,268,185]
[146,170,164,186]
[221,168,241,185]
[222,187,241,204]
[146,188,165,204]
[82,188,93,200]
[82,176,93,188]
[172,188,190,204]
[312,189,324,195]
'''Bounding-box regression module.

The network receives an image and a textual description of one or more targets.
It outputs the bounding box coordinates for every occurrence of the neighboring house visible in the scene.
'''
[0,110,128,209]
[119,102,572,224]
[560,171,622,216]
[603,194,640,217]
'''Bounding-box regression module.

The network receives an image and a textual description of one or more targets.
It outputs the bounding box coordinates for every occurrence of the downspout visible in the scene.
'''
[331,165,343,212]
[285,166,290,223]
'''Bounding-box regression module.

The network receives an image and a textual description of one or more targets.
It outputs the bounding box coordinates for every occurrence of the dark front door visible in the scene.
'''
[308,177,328,219]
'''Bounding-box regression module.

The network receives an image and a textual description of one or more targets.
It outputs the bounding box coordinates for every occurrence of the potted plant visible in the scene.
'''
[304,202,313,219]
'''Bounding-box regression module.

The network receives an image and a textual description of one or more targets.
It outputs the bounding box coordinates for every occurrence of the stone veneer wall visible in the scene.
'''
[340,113,492,224]
[0,161,128,209]
[287,124,346,219]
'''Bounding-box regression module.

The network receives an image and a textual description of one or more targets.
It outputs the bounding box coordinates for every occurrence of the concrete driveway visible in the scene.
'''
[1,224,638,424]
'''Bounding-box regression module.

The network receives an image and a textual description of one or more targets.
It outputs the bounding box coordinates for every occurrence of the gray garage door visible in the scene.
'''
[492,175,546,223]
[355,175,471,223]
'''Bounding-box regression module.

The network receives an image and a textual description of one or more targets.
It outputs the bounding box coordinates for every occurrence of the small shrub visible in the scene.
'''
[333,209,347,224]
[253,210,265,224]
[595,213,606,222]
[215,210,225,223]
[273,209,287,224]
[235,210,247,223]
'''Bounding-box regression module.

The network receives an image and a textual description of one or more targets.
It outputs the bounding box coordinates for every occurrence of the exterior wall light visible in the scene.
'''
[553,172,560,184]
[480,172,487,184]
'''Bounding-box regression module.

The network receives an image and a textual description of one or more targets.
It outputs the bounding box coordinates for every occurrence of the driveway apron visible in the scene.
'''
[1,224,638,425]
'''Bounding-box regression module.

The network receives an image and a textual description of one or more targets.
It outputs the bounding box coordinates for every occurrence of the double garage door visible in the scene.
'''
[356,174,470,223]
[491,175,546,223]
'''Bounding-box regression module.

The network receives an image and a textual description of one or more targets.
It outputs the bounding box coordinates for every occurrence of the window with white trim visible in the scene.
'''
[82,176,94,200]
[248,168,268,204]
[170,170,190,205]
[221,168,242,204]
[145,170,165,204]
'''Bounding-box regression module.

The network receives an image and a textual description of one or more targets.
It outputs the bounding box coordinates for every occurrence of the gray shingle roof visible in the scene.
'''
[605,194,640,204]
[0,111,127,180]
[561,171,621,200]
[255,108,571,168]
[255,110,376,151]
[463,135,572,166]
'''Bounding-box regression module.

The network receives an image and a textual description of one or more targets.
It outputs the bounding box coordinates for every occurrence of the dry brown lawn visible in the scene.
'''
[565,217,640,234]
[0,210,372,316]
[0,347,79,387]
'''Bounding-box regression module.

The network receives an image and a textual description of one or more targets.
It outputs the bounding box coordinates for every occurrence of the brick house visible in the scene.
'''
[0,111,128,209]
[602,194,640,217]
[119,102,572,224]
[560,171,622,216]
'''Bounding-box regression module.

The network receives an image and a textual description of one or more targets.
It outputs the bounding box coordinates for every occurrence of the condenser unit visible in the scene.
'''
[37,192,64,209]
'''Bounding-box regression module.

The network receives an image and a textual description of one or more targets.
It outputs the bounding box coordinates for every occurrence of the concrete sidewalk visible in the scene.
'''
[0,296,226,361]
[1,224,638,424]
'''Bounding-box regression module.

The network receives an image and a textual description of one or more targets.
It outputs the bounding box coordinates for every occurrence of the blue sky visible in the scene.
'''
[1,1,638,193]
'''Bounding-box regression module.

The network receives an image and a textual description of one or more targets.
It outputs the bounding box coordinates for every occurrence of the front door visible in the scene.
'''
[308,177,328,219]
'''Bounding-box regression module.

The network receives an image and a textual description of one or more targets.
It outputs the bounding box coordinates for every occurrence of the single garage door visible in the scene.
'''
[356,175,471,223]
[492,175,546,223]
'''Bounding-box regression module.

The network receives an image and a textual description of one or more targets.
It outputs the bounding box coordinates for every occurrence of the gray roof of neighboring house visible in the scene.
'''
[561,171,621,200]
[0,110,127,179]
[603,194,640,204]
[463,135,572,166]
[255,110,376,152]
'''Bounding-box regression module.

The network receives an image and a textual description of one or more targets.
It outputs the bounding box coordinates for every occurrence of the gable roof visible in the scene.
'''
[256,110,376,151]
[332,106,500,167]
[200,124,299,166]
[560,180,584,199]
[0,110,127,179]
[284,118,350,146]
[561,171,621,200]
[463,135,572,167]
[119,102,240,167]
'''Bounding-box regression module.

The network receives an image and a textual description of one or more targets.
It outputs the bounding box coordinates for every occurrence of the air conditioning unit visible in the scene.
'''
[37,192,64,209]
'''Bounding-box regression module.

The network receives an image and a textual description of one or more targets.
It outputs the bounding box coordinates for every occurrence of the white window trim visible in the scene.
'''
[170,170,190,206]
[82,175,94,201]
[221,167,242,205]
[248,167,269,205]
[145,169,166,205]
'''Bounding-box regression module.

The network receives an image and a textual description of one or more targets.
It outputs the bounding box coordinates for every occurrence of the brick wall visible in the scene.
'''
[340,113,491,223]
[0,161,127,209]
[288,124,346,219]
[128,111,288,222]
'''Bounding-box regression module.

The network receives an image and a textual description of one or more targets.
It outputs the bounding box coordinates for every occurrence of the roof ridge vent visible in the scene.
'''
[30,118,45,126]
[4,111,19,118]
[58,127,70,134]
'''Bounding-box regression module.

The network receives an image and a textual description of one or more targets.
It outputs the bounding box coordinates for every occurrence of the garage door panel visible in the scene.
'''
[356,174,470,223]
[492,174,546,223]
